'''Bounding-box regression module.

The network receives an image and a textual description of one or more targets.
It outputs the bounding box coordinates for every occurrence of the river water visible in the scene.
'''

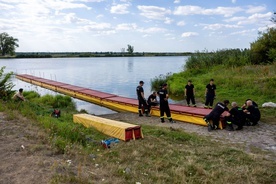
[1,56,188,114]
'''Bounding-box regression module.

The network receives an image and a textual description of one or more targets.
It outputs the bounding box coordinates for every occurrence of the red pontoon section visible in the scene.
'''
[16,74,225,129]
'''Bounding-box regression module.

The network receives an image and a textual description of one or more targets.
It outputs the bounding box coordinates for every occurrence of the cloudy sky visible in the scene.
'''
[0,0,275,52]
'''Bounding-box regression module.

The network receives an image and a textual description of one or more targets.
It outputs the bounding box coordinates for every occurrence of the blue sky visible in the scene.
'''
[0,0,275,52]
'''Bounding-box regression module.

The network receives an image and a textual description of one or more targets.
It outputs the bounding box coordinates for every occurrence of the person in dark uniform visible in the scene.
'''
[203,100,230,132]
[204,79,216,109]
[184,80,196,107]
[242,99,258,108]
[243,100,261,126]
[157,83,175,123]
[224,102,246,131]
[136,81,150,117]
[147,91,158,114]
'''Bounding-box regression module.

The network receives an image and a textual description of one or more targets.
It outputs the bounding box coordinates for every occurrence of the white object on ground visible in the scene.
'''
[262,102,276,108]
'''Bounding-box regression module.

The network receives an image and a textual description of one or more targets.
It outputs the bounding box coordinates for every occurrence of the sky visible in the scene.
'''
[0,0,275,52]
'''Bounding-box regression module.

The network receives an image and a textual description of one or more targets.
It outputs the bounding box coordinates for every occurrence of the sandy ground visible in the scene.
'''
[0,111,275,184]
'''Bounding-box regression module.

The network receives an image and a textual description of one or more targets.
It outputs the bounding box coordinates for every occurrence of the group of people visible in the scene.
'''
[184,78,216,108]
[136,81,175,123]
[204,99,261,132]
[137,79,261,130]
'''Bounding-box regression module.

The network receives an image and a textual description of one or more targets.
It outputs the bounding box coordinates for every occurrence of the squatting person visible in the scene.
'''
[203,100,230,132]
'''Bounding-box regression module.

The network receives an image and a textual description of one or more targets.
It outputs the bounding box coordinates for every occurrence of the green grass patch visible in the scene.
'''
[1,92,275,184]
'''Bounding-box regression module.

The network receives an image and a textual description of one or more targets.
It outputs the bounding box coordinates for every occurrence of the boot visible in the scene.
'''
[236,126,243,130]
[138,110,143,117]
[226,124,234,131]
[145,110,151,117]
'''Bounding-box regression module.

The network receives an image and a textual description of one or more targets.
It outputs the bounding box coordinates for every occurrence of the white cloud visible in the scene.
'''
[0,2,14,10]
[231,0,236,4]
[237,12,272,25]
[245,5,266,14]
[181,32,198,37]
[83,22,112,31]
[164,17,173,24]
[139,27,167,34]
[203,23,241,30]
[110,4,130,14]
[116,23,137,30]
[174,0,181,4]
[177,21,186,26]
[174,5,243,17]
[230,29,256,35]
[224,16,247,22]
[137,5,171,20]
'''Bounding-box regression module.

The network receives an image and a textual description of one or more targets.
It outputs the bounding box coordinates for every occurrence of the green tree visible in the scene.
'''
[250,27,276,64]
[0,32,19,56]
[0,66,15,100]
[271,12,276,23]
[127,44,134,54]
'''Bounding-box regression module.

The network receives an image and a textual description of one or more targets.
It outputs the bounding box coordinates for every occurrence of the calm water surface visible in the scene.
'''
[1,57,188,114]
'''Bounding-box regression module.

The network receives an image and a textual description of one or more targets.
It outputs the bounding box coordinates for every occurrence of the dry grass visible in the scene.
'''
[50,125,275,184]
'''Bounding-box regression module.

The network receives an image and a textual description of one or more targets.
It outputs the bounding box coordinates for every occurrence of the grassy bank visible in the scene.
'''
[150,50,276,122]
[0,93,275,183]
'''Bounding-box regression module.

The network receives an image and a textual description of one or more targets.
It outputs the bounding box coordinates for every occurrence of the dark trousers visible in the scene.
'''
[224,116,244,128]
[245,114,260,125]
[186,95,195,105]
[205,95,215,107]
[204,113,220,127]
[138,98,148,114]
[148,101,158,113]
[160,101,172,121]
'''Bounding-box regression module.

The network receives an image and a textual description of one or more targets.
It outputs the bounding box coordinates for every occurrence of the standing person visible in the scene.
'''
[157,83,175,123]
[147,91,158,114]
[136,81,150,117]
[204,79,216,109]
[13,88,25,101]
[203,100,230,132]
[184,80,196,107]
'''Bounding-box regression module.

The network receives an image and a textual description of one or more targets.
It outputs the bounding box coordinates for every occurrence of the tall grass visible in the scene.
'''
[184,49,251,71]
[150,49,276,122]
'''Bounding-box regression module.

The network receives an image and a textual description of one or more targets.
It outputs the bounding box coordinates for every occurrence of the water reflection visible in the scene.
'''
[127,57,133,72]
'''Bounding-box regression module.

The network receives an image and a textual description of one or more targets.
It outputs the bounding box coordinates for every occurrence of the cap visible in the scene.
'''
[139,81,144,84]
[188,80,192,82]
[163,83,167,87]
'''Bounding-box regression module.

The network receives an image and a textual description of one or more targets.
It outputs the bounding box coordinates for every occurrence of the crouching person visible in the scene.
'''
[203,100,230,132]
[243,100,261,126]
[51,109,61,118]
[224,102,246,131]
[13,88,25,102]
[147,91,159,114]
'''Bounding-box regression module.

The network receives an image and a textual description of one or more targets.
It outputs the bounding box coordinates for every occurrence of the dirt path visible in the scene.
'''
[0,112,69,184]
[100,112,276,159]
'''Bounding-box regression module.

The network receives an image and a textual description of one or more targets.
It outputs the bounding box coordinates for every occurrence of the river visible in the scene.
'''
[1,56,188,114]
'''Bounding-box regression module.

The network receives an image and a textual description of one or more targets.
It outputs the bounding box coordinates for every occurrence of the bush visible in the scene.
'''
[0,66,15,100]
